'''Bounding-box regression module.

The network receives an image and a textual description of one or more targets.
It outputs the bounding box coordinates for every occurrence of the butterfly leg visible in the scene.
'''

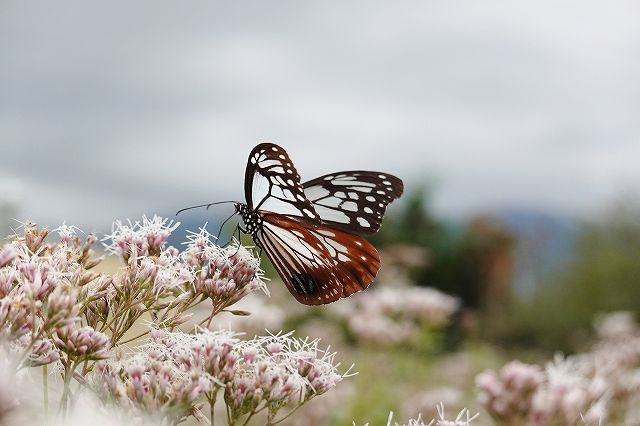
[228,224,245,257]
[216,211,237,242]
[218,224,239,248]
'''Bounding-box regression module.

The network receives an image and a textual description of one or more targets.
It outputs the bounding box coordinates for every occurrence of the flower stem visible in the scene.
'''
[270,402,307,425]
[209,391,217,426]
[59,359,77,417]
[43,364,49,418]
[119,329,151,345]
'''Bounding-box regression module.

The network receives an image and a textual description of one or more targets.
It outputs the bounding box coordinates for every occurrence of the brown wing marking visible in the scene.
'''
[258,213,380,305]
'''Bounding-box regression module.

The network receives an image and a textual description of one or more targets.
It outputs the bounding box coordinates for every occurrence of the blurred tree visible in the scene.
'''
[374,187,515,312]
[511,202,640,351]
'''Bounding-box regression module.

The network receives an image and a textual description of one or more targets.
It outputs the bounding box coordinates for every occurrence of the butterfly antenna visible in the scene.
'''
[175,200,238,216]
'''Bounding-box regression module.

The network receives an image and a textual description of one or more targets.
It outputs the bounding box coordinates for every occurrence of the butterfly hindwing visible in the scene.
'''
[308,226,380,297]
[256,213,380,305]
[303,171,404,235]
[245,143,321,222]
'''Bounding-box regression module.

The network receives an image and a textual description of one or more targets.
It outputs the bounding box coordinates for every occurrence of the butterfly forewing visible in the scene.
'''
[245,143,321,222]
[303,171,404,235]
[256,213,380,305]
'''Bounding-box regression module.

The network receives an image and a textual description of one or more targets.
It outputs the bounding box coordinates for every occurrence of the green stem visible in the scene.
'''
[242,405,268,426]
[241,411,255,426]
[119,329,151,345]
[270,402,307,425]
[209,391,217,426]
[43,365,49,419]
[99,287,145,333]
[59,359,77,418]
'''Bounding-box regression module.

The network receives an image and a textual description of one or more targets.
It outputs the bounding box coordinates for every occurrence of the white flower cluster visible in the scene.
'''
[93,328,351,425]
[100,218,267,338]
[0,223,109,368]
[358,404,478,426]
[1,217,337,426]
[180,227,267,320]
[333,287,459,346]
[477,311,640,425]
[103,215,180,261]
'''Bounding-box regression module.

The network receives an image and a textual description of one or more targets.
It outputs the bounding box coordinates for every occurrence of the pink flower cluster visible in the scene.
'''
[181,228,266,318]
[93,329,350,425]
[333,287,459,346]
[475,360,544,422]
[359,404,478,426]
[100,219,266,339]
[477,311,640,425]
[103,215,179,261]
[0,217,354,426]
[53,325,110,360]
[0,223,108,367]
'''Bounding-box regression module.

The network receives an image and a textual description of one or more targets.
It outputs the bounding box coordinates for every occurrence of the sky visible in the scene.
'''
[1,1,639,232]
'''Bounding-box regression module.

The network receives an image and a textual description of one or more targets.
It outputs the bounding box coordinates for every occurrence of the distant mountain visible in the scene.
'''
[497,209,579,295]
[164,211,236,249]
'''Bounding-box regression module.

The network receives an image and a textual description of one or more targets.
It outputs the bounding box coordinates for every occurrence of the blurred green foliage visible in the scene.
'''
[375,188,514,312]
[376,189,640,354]
[502,203,640,352]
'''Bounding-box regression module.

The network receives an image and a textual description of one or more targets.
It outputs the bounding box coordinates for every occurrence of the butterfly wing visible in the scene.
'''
[255,212,380,305]
[302,171,404,235]
[245,143,321,222]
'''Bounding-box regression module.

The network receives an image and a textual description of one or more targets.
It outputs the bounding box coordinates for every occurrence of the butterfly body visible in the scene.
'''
[235,143,403,305]
[235,203,263,239]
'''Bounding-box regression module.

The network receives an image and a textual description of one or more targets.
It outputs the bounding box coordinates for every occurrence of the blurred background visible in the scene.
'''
[2,1,640,424]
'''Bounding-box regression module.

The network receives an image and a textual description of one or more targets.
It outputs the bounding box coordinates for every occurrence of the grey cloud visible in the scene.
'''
[1,0,639,229]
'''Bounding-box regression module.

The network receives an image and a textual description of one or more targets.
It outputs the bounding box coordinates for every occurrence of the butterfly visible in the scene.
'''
[233,143,403,305]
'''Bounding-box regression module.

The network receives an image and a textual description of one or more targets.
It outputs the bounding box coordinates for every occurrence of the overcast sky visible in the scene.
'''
[1,1,639,231]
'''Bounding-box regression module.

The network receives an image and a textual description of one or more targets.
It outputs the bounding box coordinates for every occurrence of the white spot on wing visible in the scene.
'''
[357,217,370,227]
[260,159,281,168]
[304,186,331,200]
[342,201,358,212]
[319,197,341,208]
[313,205,350,223]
